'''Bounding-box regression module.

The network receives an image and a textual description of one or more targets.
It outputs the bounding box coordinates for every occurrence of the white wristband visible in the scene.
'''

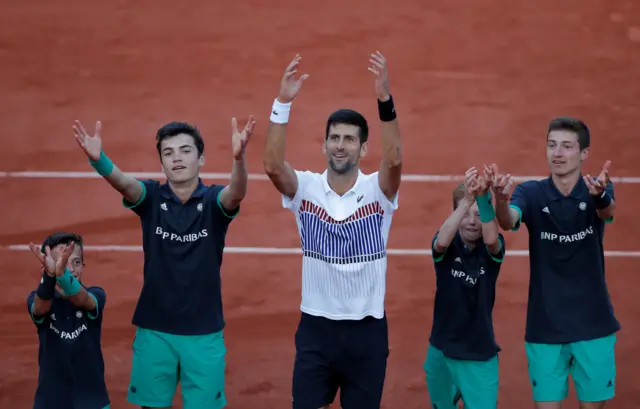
[270,98,292,124]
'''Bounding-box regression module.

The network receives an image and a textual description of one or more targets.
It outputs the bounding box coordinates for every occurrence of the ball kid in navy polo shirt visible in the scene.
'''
[27,232,109,409]
[72,115,255,409]
[492,117,620,408]
[424,167,506,409]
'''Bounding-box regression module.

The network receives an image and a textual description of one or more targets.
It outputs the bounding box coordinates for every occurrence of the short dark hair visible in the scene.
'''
[325,109,369,144]
[452,183,467,210]
[547,117,590,150]
[40,232,83,256]
[156,121,205,157]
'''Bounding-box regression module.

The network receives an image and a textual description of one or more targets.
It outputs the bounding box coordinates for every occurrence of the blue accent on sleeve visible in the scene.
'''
[27,291,45,325]
[432,233,447,263]
[122,180,147,209]
[87,293,99,320]
[30,301,45,324]
[509,204,523,231]
[216,188,240,219]
[487,235,505,263]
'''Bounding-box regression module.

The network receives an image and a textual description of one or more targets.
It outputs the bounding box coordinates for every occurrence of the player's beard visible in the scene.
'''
[328,156,358,175]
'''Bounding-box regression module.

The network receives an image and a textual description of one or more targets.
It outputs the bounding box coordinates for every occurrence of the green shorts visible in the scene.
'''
[127,328,227,409]
[525,334,617,403]
[423,344,499,409]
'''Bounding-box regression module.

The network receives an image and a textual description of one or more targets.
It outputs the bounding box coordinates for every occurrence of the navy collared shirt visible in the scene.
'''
[429,231,505,361]
[27,287,109,409]
[123,178,238,335]
[510,175,620,344]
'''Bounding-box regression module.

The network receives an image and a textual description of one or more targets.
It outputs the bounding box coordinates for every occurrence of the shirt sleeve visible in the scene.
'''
[26,291,45,326]
[486,233,506,263]
[509,182,529,231]
[86,287,107,320]
[431,231,447,263]
[369,171,399,215]
[122,179,158,217]
[282,170,315,213]
[212,185,241,220]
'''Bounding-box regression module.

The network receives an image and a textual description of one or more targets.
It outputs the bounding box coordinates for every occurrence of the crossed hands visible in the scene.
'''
[483,164,514,204]
[463,166,493,202]
[28,242,75,278]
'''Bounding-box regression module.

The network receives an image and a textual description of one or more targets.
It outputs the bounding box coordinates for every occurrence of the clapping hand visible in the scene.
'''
[584,161,611,196]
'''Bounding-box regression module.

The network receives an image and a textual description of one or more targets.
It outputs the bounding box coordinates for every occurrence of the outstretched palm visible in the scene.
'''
[584,160,611,196]
[29,244,56,276]
[29,243,74,277]
[73,120,103,161]
[464,167,489,198]
[52,243,74,277]
[488,163,513,203]
[231,115,256,160]
[277,54,309,104]
[368,51,391,102]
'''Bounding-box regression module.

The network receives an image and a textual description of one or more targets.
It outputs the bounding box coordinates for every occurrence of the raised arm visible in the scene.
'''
[30,269,54,317]
[28,244,58,317]
[263,55,309,199]
[53,243,96,312]
[218,116,256,212]
[73,120,144,204]
[63,279,97,313]
[433,194,474,255]
[31,242,97,312]
[473,166,501,255]
[584,160,616,222]
[490,164,520,231]
[369,51,403,201]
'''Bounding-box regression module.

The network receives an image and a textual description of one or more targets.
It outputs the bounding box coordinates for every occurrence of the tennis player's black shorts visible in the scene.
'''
[292,312,389,409]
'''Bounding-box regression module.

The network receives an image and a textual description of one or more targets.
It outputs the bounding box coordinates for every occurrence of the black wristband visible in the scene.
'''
[36,271,57,300]
[593,190,612,209]
[378,95,396,122]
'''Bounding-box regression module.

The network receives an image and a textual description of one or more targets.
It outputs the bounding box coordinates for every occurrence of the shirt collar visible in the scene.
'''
[545,174,588,201]
[160,178,208,202]
[322,169,365,196]
[454,231,483,255]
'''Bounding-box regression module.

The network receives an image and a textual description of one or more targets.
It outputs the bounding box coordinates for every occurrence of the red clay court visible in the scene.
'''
[1,1,639,408]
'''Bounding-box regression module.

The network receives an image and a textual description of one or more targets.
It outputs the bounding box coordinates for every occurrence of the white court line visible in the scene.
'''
[1,171,640,183]
[3,245,640,257]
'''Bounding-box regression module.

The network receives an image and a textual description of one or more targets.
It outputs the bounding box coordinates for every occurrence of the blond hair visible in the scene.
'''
[452,183,467,210]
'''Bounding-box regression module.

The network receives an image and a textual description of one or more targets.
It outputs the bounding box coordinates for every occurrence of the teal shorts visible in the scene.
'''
[127,328,227,409]
[423,344,499,409]
[525,334,617,403]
